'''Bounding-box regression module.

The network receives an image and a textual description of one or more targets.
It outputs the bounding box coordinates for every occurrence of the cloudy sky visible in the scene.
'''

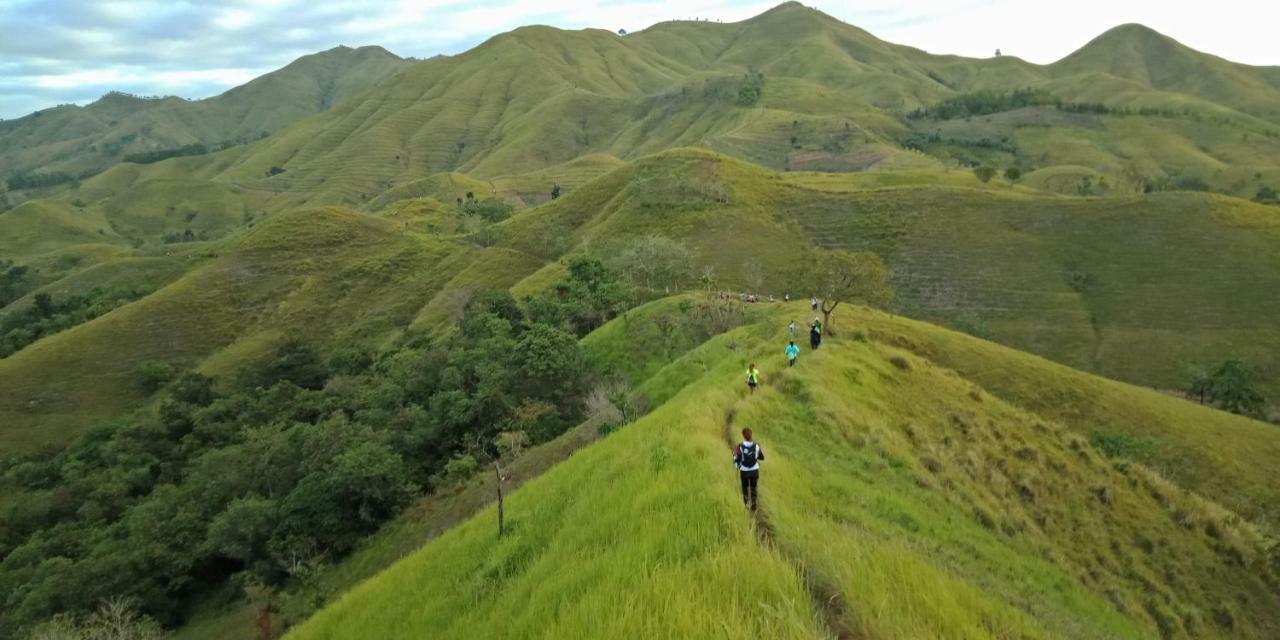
[2,0,1277,119]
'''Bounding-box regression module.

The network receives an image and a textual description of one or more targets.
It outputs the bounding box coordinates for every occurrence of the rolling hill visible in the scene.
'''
[285,299,1280,639]
[3,3,1280,638]
[0,45,410,181]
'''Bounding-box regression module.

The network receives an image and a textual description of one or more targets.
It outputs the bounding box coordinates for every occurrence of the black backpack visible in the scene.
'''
[739,442,758,468]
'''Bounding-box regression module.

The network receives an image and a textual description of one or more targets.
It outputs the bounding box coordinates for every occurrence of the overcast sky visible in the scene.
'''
[2,0,1277,120]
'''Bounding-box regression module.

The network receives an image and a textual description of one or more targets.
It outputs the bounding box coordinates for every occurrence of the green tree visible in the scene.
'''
[1183,362,1213,405]
[611,235,692,291]
[1210,359,1266,416]
[512,323,586,407]
[808,250,893,335]
[130,361,176,395]
[168,372,216,405]
[974,166,997,183]
[550,183,561,200]
[1256,185,1277,203]
[1004,167,1022,181]
[0,259,30,306]
[242,340,329,390]
[204,496,278,578]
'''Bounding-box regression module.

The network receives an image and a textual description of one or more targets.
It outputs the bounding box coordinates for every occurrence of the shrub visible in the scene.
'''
[1090,431,1160,461]
[131,360,176,395]
[439,454,478,487]
[1004,167,1022,181]
[973,166,997,183]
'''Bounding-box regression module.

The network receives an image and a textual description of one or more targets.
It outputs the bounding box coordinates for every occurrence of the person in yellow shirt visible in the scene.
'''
[745,363,762,395]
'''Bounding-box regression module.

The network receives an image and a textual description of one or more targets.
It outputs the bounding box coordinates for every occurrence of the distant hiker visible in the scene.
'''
[809,318,822,350]
[768,294,775,303]
[787,320,796,336]
[786,341,799,367]
[810,296,818,311]
[784,293,791,302]
[733,427,764,511]
[746,363,762,394]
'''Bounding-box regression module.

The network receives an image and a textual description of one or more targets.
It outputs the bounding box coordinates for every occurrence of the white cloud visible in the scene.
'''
[34,68,257,92]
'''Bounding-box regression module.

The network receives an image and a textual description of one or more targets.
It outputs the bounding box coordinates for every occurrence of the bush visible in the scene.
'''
[1090,431,1160,461]
[974,166,997,183]
[439,454,478,488]
[1004,167,1022,181]
[131,361,176,395]
[459,197,513,223]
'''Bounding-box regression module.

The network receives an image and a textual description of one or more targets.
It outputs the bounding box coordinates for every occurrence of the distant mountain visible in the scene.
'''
[0,45,411,179]
[2,5,1279,638]
[140,1,1276,210]
[1048,23,1280,119]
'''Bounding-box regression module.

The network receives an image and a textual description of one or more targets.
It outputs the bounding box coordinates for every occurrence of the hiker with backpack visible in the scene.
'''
[733,428,764,511]
[809,318,822,350]
[745,363,762,394]
[787,319,797,337]
[786,340,799,367]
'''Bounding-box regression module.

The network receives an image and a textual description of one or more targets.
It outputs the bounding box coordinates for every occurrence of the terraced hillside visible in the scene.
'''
[4,149,1277,455]
[286,299,1280,639]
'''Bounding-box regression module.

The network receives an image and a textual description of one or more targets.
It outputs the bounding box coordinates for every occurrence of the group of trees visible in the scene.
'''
[0,259,31,307]
[457,192,514,223]
[0,283,606,636]
[736,70,765,107]
[525,256,632,337]
[4,171,84,191]
[907,88,1207,122]
[971,166,1022,183]
[0,287,149,358]
[1184,359,1268,417]
[122,141,227,165]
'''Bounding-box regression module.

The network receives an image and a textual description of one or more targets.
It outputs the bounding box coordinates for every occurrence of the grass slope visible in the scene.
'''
[0,207,470,453]
[0,46,410,179]
[495,149,1280,398]
[286,299,1280,639]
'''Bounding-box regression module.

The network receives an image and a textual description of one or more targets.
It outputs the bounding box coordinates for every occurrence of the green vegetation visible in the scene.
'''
[4,3,1280,637]
[0,47,411,181]
[286,301,1280,639]
[0,286,613,636]
[0,285,149,357]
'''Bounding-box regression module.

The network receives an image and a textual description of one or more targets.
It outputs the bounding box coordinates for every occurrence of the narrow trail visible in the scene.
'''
[722,403,862,640]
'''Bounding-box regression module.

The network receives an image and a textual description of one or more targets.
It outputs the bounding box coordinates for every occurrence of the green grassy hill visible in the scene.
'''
[0,46,410,181]
[492,149,1280,399]
[3,4,1280,637]
[285,299,1280,639]
[69,1,1269,211]
[4,148,1278,455]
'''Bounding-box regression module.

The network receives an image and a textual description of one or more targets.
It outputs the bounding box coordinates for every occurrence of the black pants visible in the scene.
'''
[740,469,759,508]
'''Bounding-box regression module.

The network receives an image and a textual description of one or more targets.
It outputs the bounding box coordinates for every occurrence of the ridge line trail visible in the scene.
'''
[721,385,864,640]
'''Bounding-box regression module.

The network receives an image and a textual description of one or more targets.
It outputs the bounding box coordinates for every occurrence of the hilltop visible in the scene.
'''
[2,4,1280,638]
[0,45,410,180]
[4,150,1277,456]
[286,299,1280,639]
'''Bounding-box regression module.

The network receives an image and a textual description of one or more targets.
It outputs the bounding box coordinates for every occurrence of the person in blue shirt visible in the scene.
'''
[785,340,800,367]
